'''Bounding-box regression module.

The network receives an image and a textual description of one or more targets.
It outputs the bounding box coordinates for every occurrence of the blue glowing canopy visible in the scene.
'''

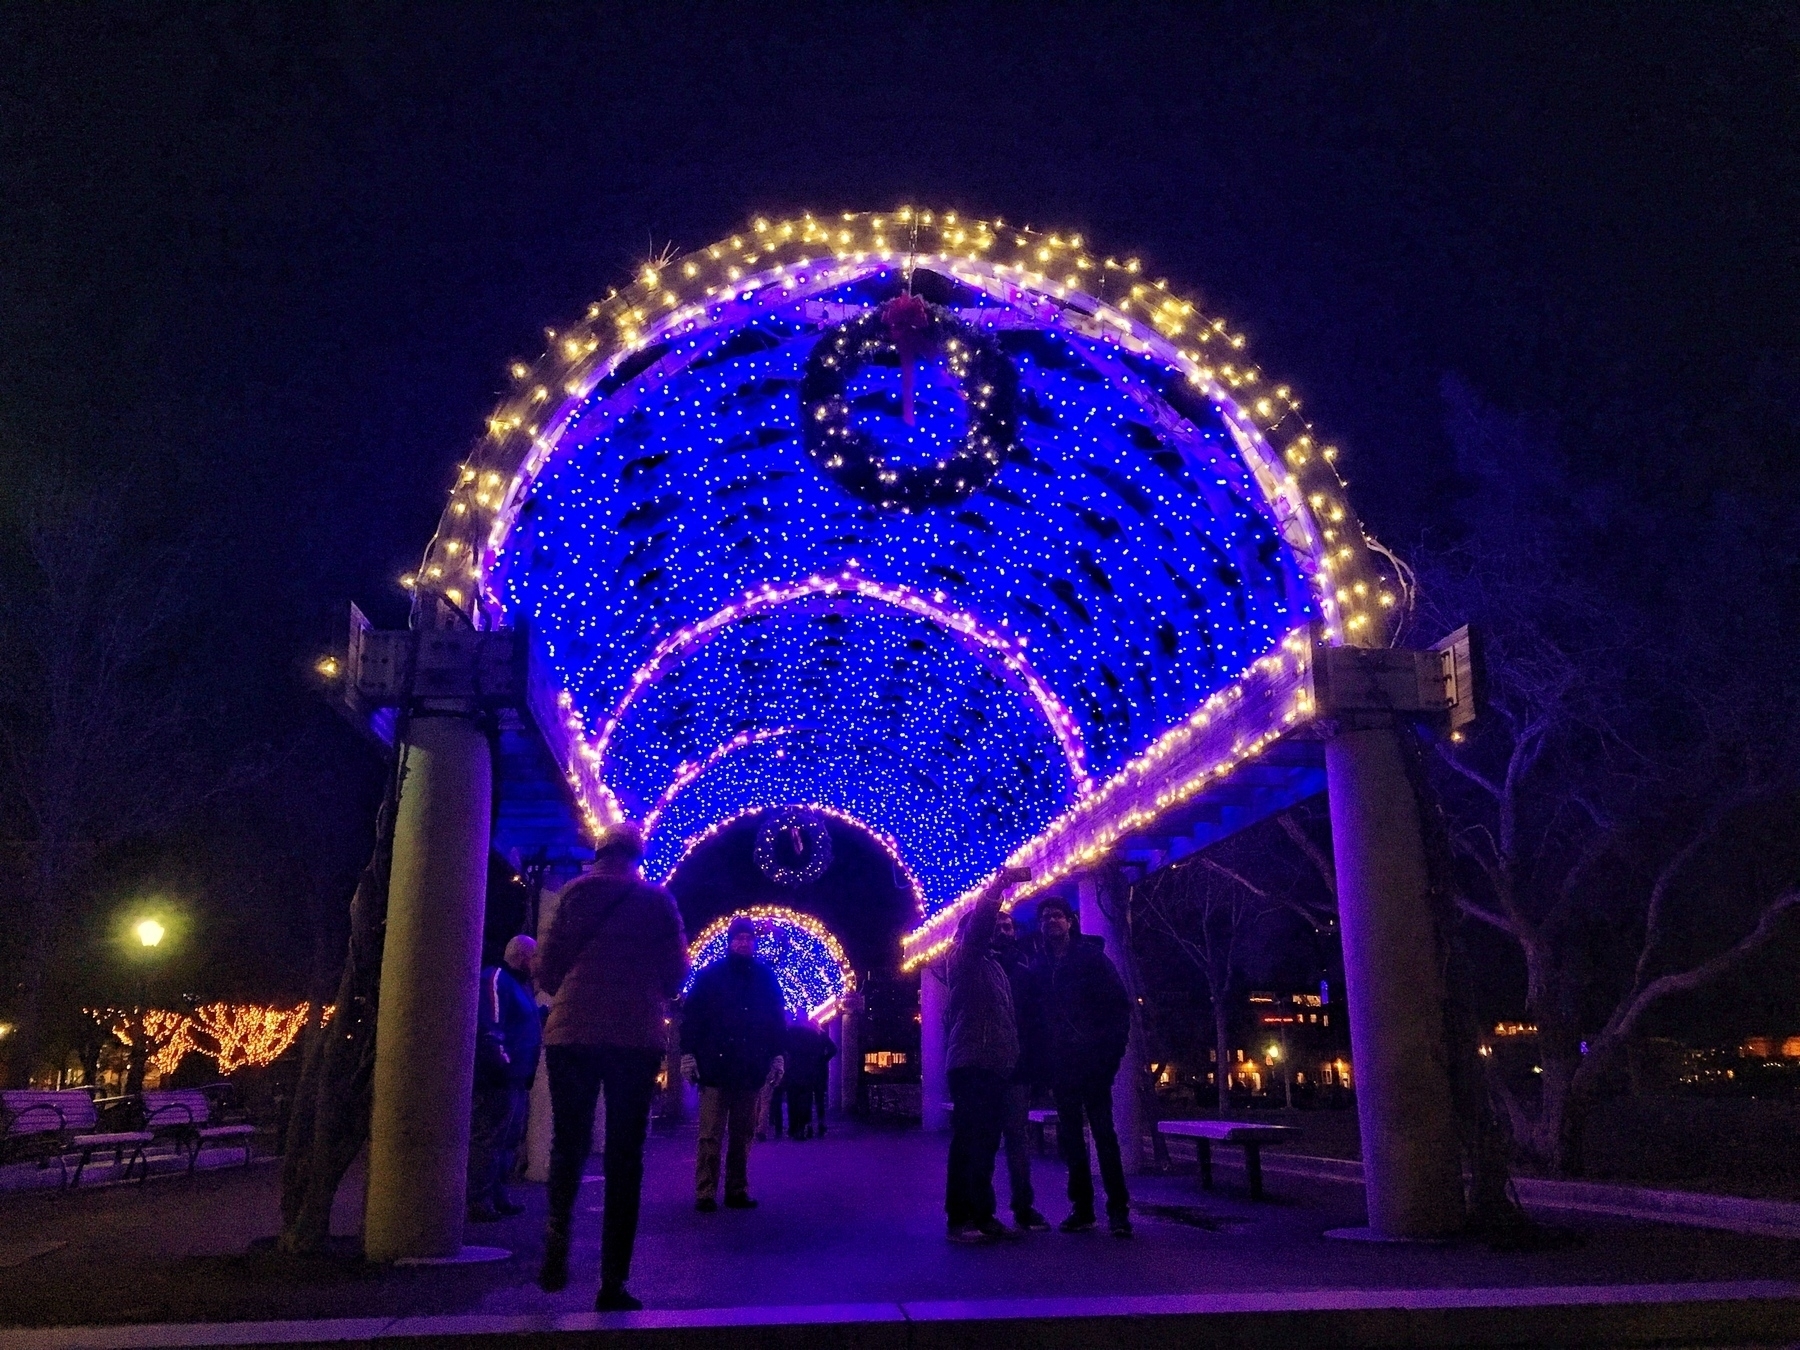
[424,213,1389,917]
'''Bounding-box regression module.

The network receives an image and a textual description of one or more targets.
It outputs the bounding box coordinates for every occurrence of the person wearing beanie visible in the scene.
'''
[942,865,1031,1244]
[535,821,689,1311]
[680,915,787,1211]
[1031,892,1134,1237]
[467,933,543,1222]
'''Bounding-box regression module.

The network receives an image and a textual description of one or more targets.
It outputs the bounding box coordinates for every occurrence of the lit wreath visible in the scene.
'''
[754,808,834,886]
[801,293,1020,511]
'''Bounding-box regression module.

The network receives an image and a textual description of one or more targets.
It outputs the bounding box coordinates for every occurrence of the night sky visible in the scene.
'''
[2,7,1795,1019]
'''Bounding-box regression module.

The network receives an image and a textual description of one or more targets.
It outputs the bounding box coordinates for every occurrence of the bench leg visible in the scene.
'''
[1198,1139,1213,1191]
[1246,1143,1264,1200]
[69,1148,91,1190]
[1152,1130,1171,1173]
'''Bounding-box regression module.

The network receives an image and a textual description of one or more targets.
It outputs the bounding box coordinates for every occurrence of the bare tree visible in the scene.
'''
[1411,392,1800,1174]
[1129,845,1279,1113]
[0,475,209,1087]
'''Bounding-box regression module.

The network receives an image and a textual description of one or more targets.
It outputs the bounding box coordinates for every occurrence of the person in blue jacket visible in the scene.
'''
[468,934,544,1221]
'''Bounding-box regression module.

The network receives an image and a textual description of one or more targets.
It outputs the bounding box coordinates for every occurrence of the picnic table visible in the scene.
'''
[1154,1119,1300,1200]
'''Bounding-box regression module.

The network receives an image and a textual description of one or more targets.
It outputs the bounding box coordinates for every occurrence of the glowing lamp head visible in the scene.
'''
[314,655,342,680]
[1265,1043,1281,1062]
[135,919,166,949]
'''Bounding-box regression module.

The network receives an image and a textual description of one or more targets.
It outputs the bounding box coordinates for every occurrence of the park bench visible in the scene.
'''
[141,1088,257,1173]
[0,1089,155,1189]
[1155,1119,1300,1200]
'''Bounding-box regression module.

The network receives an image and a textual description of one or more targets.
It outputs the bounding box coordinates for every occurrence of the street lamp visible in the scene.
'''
[126,916,167,1094]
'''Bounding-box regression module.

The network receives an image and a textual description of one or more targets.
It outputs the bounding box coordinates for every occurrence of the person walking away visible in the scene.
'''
[681,917,786,1210]
[1032,894,1133,1236]
[943,866,1030,1243]
[781,1019,816,1138]
[806,1020,836,1136]
[468,934,544,1221]
[992,911,1051,1231]
[782,1020,837,1138]
[536,823,689,1311]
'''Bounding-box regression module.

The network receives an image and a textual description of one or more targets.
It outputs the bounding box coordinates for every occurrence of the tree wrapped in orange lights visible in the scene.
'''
[191,1002,311,1073]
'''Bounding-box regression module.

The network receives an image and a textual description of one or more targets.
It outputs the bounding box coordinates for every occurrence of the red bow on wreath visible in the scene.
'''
[879,293,931,426]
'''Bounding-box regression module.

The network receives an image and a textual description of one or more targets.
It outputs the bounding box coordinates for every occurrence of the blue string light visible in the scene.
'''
[685,906,855,1020]
[501,268,1310,910]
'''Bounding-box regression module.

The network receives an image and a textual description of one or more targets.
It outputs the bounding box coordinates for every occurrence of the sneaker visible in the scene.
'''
[466,1204,504,1224]
[595,1285,642,1312]
[537,1226,570,1292]
[723,1193,759,1209]
[1059,1212,1097,1233]
[975,1217,1020,1241]
[1013,1207,1052,1232]
[695,1197,718,1212]
[1109,1213,1134,1238]
[947,1220,997,1244]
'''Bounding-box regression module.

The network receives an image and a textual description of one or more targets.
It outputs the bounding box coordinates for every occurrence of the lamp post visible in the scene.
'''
[125,918,166,1095]
[1267,1040,1292,1111]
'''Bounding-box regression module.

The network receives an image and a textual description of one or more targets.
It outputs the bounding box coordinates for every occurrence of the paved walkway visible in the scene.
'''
[1,1122,1797,1329]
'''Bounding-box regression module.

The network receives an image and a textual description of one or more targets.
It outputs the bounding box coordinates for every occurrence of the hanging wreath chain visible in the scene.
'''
[754,809,834,886]
[800,295,1021,511]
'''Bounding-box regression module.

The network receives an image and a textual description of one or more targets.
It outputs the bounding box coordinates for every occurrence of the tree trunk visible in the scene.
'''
[2,844,71,1088]
[278,768,398,1254]
[1213,998,1232,1115]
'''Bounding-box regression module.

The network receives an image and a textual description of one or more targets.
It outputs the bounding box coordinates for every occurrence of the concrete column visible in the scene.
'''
[839,1004,860,1114]
[1078,874,1144,1174]
[1326,716,1465,1239]
[826,1016,843,1120]
[920,961,950,1131]
[365,712,493,1262]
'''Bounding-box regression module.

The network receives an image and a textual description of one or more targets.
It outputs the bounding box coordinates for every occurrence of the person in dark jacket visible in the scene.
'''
[942,866,1029,1243]
[468,934,543,1221]
[680,916,787,1210]
[535,822,690,1311]
[992,911,1051,1231]
[782,1020,837,1138]
[1032,894,1133,1237]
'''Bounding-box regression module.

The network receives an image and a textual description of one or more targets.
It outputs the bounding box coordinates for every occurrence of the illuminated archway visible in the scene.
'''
[686,905,855,1023]
[420,209,1399,918]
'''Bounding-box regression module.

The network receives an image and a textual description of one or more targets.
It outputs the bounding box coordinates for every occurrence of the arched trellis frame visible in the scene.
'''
[416,208,1405,941]
[417,210,1394,647]
[685,904,856,1023]
[657,801,927,919]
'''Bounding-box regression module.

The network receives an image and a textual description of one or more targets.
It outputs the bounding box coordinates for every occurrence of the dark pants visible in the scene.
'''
[1053,1074,1130,1221]
[785,1082,812,1136]
[786,1080,827,1136]
[945,1066,1008,1226]
[1000,1082,1035,1216]
[467,1083,528,1210]
[766,1084,789,1137]
[546,1044,662,1289]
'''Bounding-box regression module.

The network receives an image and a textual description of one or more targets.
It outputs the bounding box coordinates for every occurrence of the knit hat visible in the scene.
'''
[727,915,758,941]
[503,934,537,969]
